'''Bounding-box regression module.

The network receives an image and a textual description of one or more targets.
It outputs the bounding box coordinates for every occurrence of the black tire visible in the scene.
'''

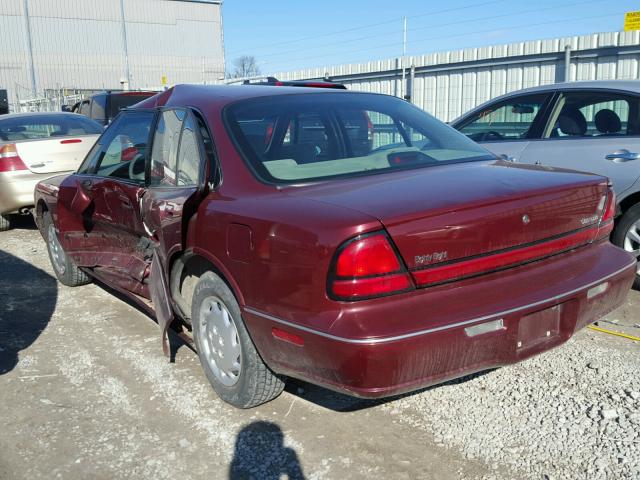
[192,272,284,408]
[43,212,91,287]
[0,214,12,232]
[612,203,640,289]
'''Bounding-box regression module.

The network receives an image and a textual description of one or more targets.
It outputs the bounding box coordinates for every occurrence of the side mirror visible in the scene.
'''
[61,105,71,112]
[498,153,516,162]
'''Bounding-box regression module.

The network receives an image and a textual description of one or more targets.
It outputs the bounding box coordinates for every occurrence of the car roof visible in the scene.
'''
[0,111,90,120]
[452,80,640,124]
[507,80,640,95]
[134,83,349,111]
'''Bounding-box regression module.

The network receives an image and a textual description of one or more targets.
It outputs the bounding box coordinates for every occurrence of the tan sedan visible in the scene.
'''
[0,112,102,230]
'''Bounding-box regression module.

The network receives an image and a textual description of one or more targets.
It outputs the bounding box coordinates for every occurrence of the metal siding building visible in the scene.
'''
[275,31,640,122]
[0,0,224,110]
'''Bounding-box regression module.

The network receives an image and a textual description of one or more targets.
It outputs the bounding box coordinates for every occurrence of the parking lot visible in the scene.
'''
[0,218,638,480]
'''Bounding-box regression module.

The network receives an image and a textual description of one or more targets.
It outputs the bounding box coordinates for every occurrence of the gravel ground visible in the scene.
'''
[0,218,639,480]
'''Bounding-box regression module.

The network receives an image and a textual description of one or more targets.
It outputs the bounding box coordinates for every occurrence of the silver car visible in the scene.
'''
[452,80,640,286]
[0,112,102,231]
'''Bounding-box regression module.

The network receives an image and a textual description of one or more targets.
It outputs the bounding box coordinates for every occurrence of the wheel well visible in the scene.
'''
[169,253,239,323]
[618,191,640,217]
[36,200,48,218]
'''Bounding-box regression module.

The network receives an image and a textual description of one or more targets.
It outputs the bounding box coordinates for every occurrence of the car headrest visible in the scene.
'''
[558,108,587,136]
[274,143,317,164]
[594,109,622,134]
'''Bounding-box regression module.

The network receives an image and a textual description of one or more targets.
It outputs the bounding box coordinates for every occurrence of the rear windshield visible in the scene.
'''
[109,94,154,118]
[225,93,494,184]
[0,114,103,141]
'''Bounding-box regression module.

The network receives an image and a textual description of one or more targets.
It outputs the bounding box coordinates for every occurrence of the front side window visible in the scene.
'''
[457,93,549,142]
[80,111,154,182]
[544,91,639,138]
[225,93,493,184]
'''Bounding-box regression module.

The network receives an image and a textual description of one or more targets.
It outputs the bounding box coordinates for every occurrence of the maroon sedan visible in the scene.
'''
[34,84,635,408]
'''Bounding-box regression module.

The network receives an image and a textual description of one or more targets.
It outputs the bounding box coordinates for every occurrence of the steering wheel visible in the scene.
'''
[128,153,146,181]
[481,131,504,141]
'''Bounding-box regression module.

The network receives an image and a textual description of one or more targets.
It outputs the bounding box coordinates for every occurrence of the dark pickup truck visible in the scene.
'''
[69,90,156,126]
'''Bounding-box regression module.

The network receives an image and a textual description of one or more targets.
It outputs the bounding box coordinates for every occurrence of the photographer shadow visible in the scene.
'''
[229,421,305,480]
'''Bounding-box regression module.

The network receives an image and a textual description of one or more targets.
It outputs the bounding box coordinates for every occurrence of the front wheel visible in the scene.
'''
[192,272,284,408]
[612,203,640,289]
[43,212,91,287]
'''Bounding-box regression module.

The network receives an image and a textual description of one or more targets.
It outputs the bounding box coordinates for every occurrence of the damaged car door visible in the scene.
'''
[142,108,210,263]
[56,110,155,296]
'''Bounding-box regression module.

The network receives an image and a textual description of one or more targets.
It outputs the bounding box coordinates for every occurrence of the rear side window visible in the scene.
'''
[150,109,203,187]
[457,93,549,142]
[78,100,91,116]
[90,94,107,124]
[150,110,185,186]
[225,93,493,184]
[0,114,103,141]
[544,91,640,138]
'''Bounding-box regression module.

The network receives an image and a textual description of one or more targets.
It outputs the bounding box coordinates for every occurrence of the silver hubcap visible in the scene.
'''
[48,223,66,275]
[198,296,241,386]
[624,220,640,274]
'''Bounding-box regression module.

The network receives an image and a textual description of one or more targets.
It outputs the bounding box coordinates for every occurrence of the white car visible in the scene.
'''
[0,112,102,230]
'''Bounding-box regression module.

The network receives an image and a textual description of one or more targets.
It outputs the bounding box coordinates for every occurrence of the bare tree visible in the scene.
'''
[230,55,261,79]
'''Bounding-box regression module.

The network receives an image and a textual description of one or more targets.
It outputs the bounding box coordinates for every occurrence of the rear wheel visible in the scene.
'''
[43,212,91,287]
[192,272,284,408]
[612,203,640,289]
[0,214,12,232]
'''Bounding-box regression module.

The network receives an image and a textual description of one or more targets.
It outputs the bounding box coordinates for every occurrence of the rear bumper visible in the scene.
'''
[243,241,635,398]
[0,170,71,215]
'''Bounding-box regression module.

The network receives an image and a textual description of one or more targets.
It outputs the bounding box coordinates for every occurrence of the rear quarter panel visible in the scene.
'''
[189,191,380,332]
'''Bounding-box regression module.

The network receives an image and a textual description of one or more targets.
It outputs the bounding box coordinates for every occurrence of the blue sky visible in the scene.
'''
[222,0,638,74]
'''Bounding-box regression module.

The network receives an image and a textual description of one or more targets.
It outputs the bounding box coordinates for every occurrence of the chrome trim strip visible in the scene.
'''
[243,262,635,345]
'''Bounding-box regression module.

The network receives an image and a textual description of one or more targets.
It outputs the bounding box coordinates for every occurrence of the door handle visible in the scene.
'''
[605,149,640,163]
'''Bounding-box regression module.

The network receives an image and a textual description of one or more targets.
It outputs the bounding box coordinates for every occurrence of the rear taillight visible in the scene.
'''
[329,232,414,301]
[596,187,616,239]
[0,144,28,172]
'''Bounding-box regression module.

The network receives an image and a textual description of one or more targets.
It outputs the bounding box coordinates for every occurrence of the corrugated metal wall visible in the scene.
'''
[275,31,640,122]
[0,0,224,108]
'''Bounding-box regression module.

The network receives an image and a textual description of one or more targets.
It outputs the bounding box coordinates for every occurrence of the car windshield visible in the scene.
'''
[0,114,102,141]
[225,93,495,184]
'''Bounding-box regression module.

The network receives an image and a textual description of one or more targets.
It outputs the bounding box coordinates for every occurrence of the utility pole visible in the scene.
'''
[401,16,407,100]
[22,0,37,98]
[119,0,132,89]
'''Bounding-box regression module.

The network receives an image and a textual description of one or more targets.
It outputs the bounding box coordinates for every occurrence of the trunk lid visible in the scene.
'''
[288,161,608,271]
[15,135,99,174]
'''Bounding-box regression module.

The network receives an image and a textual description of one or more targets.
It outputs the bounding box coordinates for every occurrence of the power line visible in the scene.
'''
[246,0,603,62]
[263,11,622,73]
[225,0,506,56]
